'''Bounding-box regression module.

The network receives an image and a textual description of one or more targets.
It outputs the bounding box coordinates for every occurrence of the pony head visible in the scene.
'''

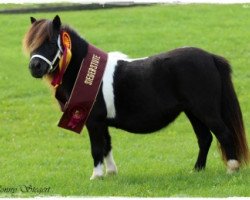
[23,15,62,78]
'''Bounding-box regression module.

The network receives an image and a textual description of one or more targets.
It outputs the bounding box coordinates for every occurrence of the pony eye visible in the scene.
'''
[50,40,57,45]
[48,41,57,50]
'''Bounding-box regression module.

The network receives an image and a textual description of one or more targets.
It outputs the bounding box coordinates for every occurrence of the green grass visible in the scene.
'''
[0,4,250,197]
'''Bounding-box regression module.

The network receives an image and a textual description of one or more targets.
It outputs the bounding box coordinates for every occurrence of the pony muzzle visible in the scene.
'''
[30,49,61,74]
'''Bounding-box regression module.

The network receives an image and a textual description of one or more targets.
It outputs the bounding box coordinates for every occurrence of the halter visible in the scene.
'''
[30,36,63,73]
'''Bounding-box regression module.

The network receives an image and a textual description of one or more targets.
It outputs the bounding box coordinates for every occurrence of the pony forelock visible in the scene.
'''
[22,19,54,55]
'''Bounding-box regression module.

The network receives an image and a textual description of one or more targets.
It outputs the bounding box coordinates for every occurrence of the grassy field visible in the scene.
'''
[0,4,250,197]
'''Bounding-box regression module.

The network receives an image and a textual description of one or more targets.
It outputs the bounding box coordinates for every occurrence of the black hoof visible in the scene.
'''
[194,164,205,171]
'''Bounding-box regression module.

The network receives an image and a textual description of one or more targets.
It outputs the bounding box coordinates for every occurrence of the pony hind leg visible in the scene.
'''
[191,107,240,173]
[185,112,213,171]
[205,118,239,173]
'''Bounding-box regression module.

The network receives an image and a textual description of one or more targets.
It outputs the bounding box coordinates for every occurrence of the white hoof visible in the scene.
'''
[90,174,104,180]
[106,167,118,176]
[90,163,104,180]
[105,151,118,176]
[227,159,240,174]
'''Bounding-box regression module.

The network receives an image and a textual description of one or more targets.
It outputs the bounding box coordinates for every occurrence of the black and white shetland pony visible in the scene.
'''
[23,15,249,180]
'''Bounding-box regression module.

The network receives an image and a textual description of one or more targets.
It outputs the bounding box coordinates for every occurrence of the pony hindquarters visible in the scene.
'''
[185,54,249,173]
[173,48,249,173]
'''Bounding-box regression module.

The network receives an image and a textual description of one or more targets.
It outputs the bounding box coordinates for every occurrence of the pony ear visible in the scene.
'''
[30,17,36,24]
[53,15,61,30]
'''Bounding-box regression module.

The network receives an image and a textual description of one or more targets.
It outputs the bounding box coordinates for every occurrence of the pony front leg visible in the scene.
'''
[105,150,117,175]
[87,122,106,180]
[103,130,118,175]
[90,162,104,180]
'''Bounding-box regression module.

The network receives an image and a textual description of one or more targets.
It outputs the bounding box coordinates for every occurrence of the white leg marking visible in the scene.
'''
[105,150,118,175]
[102,52,128,119]
[90,163,104,180]
[227,159,240,174]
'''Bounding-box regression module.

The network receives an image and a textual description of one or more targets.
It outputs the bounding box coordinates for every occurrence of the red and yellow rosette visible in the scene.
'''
[51,31,72,87]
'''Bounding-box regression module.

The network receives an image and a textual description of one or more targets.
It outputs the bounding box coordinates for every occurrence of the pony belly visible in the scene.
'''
[107,56,181,133]
[107,108,181,133]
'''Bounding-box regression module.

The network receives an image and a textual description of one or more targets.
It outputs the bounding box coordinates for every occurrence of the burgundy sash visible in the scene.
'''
[58,44,108,133]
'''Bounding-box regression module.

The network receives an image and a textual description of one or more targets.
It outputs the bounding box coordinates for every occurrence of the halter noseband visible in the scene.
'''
[30,36,63,73]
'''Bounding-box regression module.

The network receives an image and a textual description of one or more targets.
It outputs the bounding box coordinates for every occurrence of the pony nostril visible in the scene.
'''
[30,60,41,70]
[35,62,41,70]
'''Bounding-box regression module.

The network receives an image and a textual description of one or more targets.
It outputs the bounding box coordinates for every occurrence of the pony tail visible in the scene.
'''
[213,55,249,165]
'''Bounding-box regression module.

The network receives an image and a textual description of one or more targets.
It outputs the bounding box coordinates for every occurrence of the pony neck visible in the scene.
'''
[64,27,89,73]
[52,27,89,105]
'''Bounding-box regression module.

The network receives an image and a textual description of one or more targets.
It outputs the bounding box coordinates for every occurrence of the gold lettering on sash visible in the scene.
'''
[84,54,101,85]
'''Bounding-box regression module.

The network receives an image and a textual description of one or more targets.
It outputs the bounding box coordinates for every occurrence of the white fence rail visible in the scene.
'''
[1,0,250,4]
